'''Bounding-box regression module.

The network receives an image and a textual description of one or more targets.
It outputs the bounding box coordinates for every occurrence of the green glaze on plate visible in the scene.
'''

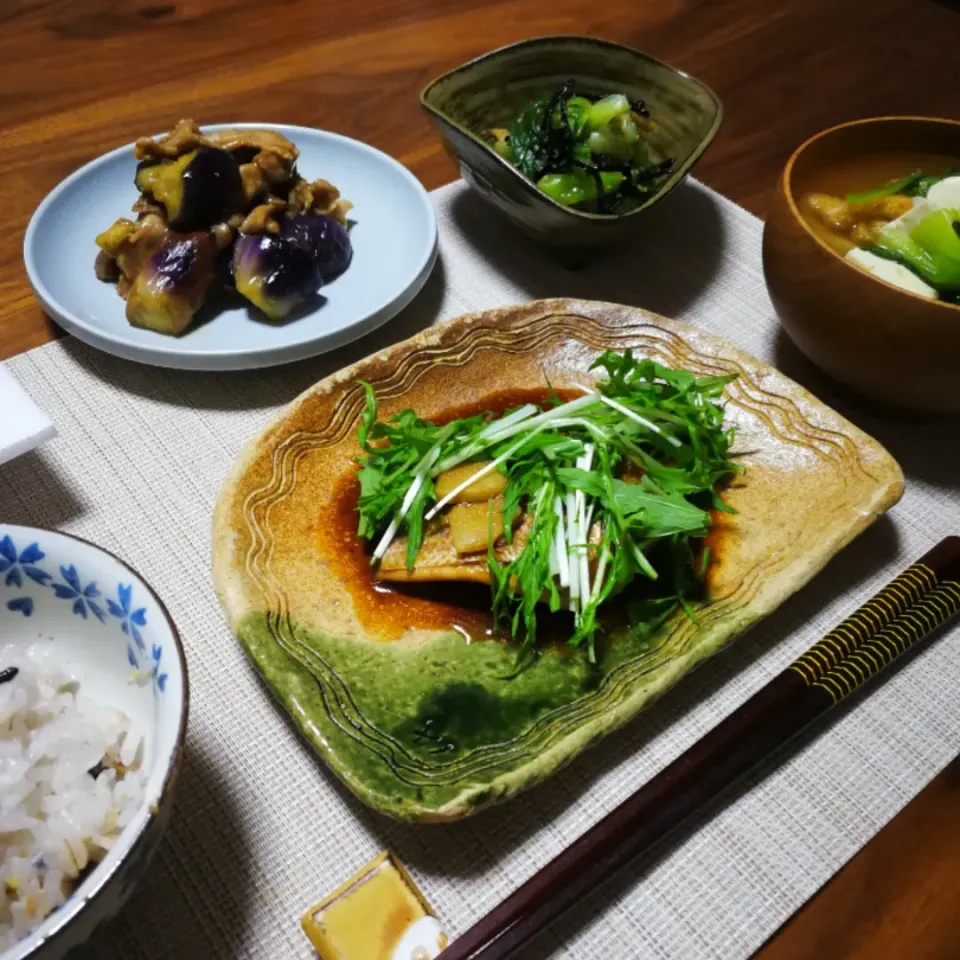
[420,36,722,249]
[212,299,903,821]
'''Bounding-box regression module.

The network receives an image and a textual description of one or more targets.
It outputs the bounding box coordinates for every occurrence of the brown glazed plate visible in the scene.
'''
[211,299,903,821]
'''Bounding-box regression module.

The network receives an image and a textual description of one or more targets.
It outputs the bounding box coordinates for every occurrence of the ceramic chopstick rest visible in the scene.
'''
[301,851,449,959]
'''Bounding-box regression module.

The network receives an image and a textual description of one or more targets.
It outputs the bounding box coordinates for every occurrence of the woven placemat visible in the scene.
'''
[5,180,960,960]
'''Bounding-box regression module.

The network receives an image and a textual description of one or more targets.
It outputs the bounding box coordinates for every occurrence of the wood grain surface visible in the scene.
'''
[1,0,958,956]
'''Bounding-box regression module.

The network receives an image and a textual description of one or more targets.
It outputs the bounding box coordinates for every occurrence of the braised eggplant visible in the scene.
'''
[232,233,322,322]
[135,147,243,231]
[94,214,168,295]
[279,213,353,280]
[126,232,215,335]
[96,121,353,335]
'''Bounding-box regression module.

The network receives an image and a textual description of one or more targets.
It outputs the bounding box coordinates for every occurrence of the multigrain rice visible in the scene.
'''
[0,648,144,947]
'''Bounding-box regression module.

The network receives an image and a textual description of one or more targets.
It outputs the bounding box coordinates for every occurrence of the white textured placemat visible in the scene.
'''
[4,180,960,960]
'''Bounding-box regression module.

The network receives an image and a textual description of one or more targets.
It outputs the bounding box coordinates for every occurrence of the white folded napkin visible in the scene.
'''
[0,361,56,465]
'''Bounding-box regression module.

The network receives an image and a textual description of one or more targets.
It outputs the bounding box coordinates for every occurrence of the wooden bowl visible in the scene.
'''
[762,116,960,413]
[420,36,722,250]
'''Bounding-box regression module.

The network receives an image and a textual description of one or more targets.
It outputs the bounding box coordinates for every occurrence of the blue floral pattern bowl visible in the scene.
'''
[0,525,187,960]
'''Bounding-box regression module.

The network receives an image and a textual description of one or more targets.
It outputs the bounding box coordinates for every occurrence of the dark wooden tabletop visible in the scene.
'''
[2,0,959,956]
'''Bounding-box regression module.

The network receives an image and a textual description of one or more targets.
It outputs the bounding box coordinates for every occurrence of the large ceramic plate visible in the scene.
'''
[23,124,437,371]
[212,299,903,821]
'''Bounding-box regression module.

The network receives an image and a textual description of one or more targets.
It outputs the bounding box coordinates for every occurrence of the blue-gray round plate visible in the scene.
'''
[23,123,437,371]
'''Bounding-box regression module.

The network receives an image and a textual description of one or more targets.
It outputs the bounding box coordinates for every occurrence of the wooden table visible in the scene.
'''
[2,0,958,956]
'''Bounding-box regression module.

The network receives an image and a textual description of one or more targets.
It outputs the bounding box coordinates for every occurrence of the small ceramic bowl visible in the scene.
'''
[763,116,960,414]
[0,525,187,960]
[420,36,722,248]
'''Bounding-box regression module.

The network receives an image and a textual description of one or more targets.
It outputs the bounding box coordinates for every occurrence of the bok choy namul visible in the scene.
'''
[355,351,740,663]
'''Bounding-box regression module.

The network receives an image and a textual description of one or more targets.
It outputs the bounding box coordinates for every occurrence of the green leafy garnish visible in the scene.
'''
[355,351,740,662]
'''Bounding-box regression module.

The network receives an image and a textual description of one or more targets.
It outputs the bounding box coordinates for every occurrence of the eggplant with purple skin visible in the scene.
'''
[135,147,243,231]
[279,213,353,280]
[233,233,322,322]
[213,244,237,295]
[126,232,215,335]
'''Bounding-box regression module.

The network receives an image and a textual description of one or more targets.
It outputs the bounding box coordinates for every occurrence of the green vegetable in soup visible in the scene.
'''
[910,170,960,197]
[846,170,923,205]
[846,168,960,204]
[875,208,960,289]
[491,80,675,214]
[910,209,960,262]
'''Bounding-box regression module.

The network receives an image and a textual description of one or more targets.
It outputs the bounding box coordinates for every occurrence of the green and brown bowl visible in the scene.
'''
[420,36,722,249]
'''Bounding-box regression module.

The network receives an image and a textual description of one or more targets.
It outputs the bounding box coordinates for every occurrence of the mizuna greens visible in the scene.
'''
[355,351,740,662]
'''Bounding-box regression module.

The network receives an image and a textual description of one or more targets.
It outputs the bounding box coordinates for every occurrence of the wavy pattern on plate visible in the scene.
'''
[213,299,903,819]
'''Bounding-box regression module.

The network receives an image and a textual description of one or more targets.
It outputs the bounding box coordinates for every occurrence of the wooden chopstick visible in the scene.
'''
[439,537,960,960]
